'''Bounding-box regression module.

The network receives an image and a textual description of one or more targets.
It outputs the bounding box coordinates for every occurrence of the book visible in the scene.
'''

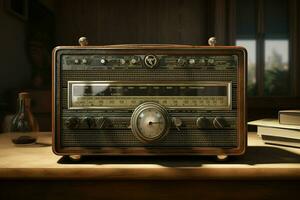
[248,118,300,148]
[248,118,300,130]
[258,126,300,139]
[279,110,300,126]
[261,134,300,148]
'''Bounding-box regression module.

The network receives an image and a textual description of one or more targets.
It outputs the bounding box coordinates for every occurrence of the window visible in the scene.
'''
[236,40,256,95]
[236,0,290,96]
[264,39,289,95]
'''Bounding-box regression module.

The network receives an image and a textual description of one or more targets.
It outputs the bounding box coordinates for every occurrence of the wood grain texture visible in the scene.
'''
[1,180,300,200]
[1,132,300,199]
[1,132,300,180]
[54,0,210,46]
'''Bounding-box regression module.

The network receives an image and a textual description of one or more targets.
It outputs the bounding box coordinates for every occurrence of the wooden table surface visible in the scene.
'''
[1,132,300,200]
[0,132,300,180]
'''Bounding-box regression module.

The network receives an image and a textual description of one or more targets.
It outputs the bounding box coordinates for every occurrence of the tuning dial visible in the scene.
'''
[82,117,96,129]
[196,117,210,129]
[65,117,80,129]
[213,117,227,129]
[131,102,170,143]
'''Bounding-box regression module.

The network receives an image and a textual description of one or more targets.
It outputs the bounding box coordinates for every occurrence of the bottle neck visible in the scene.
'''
[18,98,31,114]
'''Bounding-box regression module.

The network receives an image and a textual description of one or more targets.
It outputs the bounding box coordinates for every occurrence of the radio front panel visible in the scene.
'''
[53,45,246,156]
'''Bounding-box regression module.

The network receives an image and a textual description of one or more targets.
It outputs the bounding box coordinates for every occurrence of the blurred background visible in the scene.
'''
[0,0,299,132]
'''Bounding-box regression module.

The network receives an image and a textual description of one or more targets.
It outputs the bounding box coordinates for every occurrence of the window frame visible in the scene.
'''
[236,0,294,97]
[229,0,300,120]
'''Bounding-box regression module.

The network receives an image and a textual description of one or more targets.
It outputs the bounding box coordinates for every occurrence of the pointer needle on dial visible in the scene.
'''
[148,121,161,125]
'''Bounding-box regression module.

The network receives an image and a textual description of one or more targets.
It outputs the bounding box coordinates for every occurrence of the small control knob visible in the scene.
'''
[172,117,182,131]
[82,117,96,129]
[207,58,215,65]
[196,117,210,129]
[74,59,80,64]
[100,58,106,65]
[199,58,206,65]
[130,58,137,65]
[213,117,227,129]
[120,58,126,65]
[189,59,196,65]
[65,117,80,129]
[82,58,88,64]
[177,58,186,66]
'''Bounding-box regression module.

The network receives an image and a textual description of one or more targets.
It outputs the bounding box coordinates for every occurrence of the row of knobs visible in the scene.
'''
[177,58,214,66]
[172,117,228,130]
[73,57,214,66]
[196,117,228,129]
[65,116,227,130]
[74,58,139,65]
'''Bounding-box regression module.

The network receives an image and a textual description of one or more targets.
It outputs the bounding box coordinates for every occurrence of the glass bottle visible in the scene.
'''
[10,92,39,144]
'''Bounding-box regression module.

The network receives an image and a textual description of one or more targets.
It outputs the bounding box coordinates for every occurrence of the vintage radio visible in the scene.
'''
[52,37,247,160]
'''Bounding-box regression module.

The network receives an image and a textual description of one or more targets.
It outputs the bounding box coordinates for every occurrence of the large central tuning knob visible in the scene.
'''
[130,102,170,143]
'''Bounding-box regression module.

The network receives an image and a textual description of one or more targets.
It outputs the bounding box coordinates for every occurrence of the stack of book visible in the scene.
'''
[248,110,300,148]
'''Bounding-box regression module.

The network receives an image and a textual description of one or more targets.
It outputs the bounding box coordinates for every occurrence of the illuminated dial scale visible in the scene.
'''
[70,83,231,109]
[72,95,228,108]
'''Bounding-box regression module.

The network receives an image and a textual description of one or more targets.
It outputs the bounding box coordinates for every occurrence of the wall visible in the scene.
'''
[40,0,56,12]
[0,0,31,94]
[55,0,212,46]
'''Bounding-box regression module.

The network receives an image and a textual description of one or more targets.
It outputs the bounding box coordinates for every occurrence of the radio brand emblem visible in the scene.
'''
[144,55,158,68]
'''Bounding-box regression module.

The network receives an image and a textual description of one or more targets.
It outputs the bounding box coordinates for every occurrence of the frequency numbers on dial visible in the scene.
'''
[71,96,228,108]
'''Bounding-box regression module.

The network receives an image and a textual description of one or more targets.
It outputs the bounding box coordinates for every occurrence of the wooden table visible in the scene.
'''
[0,132,300,200]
